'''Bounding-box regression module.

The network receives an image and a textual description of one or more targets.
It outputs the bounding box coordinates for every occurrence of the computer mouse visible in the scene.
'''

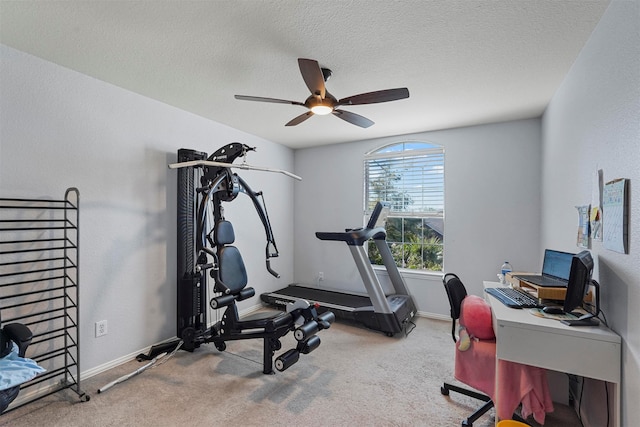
[542,306,565,315]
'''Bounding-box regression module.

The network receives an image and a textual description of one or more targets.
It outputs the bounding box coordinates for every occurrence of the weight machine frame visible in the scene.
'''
[138,143,332,374]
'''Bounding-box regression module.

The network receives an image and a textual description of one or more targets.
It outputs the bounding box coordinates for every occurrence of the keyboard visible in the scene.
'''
[484,287,541,309]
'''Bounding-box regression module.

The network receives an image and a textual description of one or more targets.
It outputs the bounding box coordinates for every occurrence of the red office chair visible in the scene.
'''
[440,273,495,426]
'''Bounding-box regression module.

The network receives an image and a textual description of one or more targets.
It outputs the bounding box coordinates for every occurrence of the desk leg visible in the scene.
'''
[494,357,500,426]
[579,379,620,427]
[612,381,620,427]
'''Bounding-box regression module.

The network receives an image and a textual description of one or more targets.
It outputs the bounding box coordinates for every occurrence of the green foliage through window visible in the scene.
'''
[364,141,444,271]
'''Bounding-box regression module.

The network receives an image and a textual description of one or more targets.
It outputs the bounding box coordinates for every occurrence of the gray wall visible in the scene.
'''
[541,1,639,425]
[293,119,542,316]
[0,44,296,373]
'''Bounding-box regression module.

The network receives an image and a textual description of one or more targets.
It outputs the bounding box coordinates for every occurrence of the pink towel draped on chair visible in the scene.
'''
[496,359,554,424]
[454,343,554,424]
[454,338,496,397]
[455,295,554,424]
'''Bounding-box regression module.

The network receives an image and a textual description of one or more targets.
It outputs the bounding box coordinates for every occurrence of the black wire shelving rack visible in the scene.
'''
[0,187,88,412]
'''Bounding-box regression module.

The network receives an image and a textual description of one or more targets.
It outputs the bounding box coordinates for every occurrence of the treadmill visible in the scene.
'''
[261,202,417,336]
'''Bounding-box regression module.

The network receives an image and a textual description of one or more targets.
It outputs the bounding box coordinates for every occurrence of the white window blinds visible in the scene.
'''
[364,142,444,217]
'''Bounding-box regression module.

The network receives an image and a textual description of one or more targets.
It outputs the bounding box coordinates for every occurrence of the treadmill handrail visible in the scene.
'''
[315,226,386,246]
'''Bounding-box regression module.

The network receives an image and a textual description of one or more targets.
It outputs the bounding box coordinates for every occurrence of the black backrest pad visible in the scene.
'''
[443,273,467,320]
[218,246,248,293]
[214,220,235,245]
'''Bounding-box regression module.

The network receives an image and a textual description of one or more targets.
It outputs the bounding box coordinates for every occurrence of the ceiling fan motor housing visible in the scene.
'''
[321,67,332,82]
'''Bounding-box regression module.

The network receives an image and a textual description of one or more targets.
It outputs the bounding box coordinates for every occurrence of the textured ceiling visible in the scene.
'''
[0,1,610,149]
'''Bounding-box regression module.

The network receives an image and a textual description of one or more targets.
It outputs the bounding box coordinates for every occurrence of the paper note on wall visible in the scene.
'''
[576,205,590,248]
[603,178,628,254]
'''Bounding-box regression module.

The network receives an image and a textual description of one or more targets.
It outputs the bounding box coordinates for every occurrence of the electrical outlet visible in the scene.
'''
[318,271,324,281]
[95,320,108,337]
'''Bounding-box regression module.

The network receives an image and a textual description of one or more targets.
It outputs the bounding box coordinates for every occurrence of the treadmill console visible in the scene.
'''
[366,201,391,230]
[316,201,391,246]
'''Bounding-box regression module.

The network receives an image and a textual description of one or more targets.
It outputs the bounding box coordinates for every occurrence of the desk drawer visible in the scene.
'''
[496,323,620,383]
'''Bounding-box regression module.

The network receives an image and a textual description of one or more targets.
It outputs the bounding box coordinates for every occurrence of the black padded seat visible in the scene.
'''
[207,220,335,373]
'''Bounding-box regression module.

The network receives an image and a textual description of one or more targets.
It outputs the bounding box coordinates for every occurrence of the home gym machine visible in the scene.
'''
[261,201,416,337]
[138,143,334,374]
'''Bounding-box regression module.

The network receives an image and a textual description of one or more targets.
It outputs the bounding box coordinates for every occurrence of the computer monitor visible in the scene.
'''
[561,250,600,326]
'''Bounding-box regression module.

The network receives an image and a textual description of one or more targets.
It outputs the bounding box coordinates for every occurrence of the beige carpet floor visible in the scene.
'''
[1,317,582,426]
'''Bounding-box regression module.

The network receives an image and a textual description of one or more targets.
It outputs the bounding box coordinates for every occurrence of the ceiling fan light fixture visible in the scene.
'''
[310,104,333,115]
[235,58,409,128]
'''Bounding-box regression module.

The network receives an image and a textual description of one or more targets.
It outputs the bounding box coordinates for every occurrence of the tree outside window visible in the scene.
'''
[364,141,444,271]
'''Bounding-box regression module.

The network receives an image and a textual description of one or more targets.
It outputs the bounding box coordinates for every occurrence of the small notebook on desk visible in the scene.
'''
[513,249,574,287]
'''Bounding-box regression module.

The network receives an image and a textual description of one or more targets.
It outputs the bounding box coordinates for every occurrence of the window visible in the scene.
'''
[364,141,444,271]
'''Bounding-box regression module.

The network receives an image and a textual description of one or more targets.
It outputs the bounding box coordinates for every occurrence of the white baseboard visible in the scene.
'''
[417,310,449,321]
[8,303,443,412]
[81,303,442,382]
[82,302,266,381]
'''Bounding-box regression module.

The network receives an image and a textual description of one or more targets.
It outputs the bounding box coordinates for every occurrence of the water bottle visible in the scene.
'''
[501,261,512,284]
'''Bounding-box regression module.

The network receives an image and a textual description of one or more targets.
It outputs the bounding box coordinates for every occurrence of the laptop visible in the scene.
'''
[514,249,575,287]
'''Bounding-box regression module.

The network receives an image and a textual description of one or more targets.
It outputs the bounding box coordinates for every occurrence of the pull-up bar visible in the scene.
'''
[168,160,302,181]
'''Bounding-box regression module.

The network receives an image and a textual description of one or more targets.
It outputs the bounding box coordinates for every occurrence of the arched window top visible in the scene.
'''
[367,141,442,156]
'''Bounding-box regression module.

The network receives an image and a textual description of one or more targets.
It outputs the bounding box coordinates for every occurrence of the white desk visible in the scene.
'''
[483,281,621,426]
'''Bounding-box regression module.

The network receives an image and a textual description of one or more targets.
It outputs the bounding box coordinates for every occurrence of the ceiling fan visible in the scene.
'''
[235,58,409,128]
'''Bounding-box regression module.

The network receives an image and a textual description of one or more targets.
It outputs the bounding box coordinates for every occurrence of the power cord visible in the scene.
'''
[605,380,610,427]
[575,374,611,427]
[578,376,585,427]
[403,320,416,337]
[598,308,609,327]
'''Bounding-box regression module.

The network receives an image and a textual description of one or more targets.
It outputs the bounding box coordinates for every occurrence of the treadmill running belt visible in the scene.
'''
[268,285,373,309]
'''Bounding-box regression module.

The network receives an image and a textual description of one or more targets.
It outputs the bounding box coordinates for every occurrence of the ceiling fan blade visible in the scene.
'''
[298,58,326,98]
[235,95,304,106]
[332,109,374,128]
[337,88,410,106]
[285,111,314,126]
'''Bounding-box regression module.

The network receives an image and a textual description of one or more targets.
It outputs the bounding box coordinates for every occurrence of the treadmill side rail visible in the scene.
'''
[348,245,393,314]
[374,238,412,297]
